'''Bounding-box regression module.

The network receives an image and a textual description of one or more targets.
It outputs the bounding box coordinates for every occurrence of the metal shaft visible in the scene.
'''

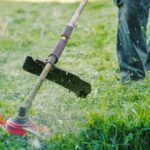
[69,0,88,27]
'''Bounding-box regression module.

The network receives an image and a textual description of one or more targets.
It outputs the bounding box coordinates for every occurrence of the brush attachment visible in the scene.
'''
[23,56,91,98]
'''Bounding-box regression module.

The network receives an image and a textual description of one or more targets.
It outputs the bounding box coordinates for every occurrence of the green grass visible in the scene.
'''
[0,0,150,149]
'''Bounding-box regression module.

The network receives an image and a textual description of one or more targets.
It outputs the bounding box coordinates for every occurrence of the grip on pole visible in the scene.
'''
[48,25,73,64]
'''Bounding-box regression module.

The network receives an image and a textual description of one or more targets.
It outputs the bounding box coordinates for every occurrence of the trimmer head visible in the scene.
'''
[5,107,35,136]
[23,56,91,98]
[6,117,34,135]
[0,108,49,136]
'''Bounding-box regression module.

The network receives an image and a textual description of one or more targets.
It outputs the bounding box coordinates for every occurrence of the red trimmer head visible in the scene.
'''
[0,107,35,136]
[6,117,34,136]
[0,108,50,136]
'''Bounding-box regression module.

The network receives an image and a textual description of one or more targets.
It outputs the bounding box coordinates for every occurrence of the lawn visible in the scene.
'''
[0,0,150,149]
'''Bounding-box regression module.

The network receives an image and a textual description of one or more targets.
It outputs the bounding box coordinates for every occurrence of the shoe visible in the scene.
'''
[120,71,131,84]
[120,71,145,84]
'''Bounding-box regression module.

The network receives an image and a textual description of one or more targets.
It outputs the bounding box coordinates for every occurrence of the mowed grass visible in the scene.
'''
[0,0,150,149]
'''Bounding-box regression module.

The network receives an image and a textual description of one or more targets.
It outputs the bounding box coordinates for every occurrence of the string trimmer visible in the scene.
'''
[1,0,91,136]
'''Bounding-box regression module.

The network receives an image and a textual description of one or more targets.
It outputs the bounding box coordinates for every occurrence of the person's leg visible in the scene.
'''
[114,0,125,7]
[116,0,150,83]
[146,40,150,70]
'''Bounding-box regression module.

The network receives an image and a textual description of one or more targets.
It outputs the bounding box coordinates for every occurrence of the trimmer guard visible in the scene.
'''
[23,56,91,98]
